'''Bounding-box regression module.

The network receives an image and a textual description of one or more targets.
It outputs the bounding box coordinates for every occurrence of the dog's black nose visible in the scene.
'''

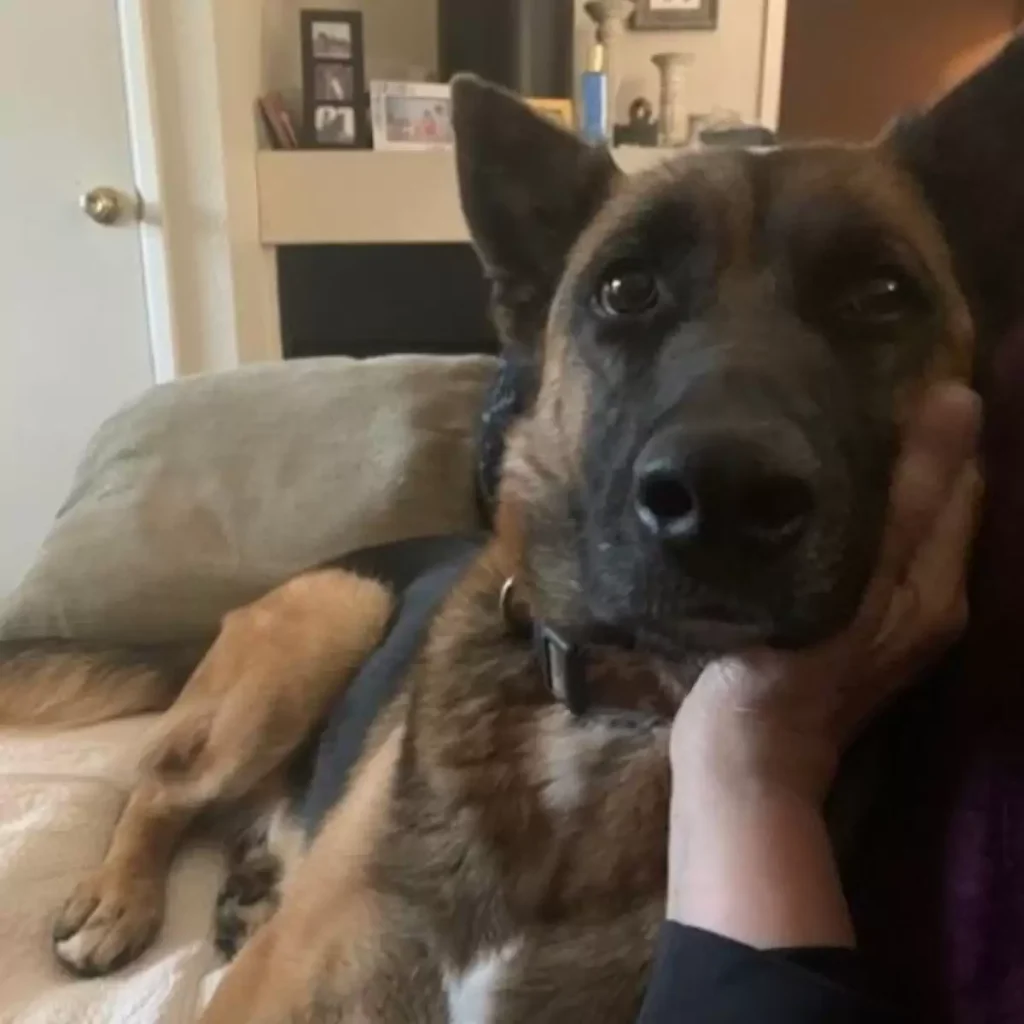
[634,428,815,551]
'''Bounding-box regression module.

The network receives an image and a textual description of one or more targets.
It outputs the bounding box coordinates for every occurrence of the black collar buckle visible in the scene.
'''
[501,576,594,718]
[534,622,591,717]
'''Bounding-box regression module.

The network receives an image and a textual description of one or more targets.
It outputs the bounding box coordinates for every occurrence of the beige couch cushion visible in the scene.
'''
[0,354,496,643]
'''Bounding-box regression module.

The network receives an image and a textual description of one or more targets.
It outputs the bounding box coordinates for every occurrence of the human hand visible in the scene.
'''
[672,382,983,806]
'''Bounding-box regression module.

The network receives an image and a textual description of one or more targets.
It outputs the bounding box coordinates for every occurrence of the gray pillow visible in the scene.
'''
[0,355,497,643]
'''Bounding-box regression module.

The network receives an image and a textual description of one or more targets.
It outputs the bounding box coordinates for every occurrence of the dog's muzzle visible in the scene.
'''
[633,421,817,560]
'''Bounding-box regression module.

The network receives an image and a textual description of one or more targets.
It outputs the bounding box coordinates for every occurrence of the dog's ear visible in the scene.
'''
[451,74,623,350]
[886,33,1024,344]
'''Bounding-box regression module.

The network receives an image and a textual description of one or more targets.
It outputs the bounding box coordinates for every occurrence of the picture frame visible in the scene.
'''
[370,81,454,151]
[525,97,576,132]
[632,0,718,31]
[300,9,370,148]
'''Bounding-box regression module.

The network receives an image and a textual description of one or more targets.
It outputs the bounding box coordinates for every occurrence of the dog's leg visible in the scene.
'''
[53,568,395,977]
[199,725,435,1024]
[52,774,197,974]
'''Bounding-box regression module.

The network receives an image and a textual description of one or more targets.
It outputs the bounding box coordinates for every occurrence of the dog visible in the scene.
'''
[2,35,1023,1023]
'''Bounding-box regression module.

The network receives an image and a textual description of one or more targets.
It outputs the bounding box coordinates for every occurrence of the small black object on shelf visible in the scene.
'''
[614,97,659,147]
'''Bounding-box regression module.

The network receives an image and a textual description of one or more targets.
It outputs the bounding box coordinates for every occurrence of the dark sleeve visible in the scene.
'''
[636,923,898,1023]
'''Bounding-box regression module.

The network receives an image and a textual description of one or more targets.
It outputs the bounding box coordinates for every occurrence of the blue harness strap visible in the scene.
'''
[300,536,485,835]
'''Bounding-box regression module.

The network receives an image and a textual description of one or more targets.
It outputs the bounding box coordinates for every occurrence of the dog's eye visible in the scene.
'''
[833,270,924,327]
[595,263,661,319]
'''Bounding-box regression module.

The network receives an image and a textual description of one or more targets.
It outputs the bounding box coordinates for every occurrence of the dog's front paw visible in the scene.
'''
[53,868,164,976]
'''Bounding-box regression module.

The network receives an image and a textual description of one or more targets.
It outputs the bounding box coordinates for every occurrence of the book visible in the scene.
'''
[258,92,299,150]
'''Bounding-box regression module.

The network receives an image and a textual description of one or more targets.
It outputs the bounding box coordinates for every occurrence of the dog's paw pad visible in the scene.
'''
[215,832,281,959]
[215,888,279,960]
[53,871,163,977]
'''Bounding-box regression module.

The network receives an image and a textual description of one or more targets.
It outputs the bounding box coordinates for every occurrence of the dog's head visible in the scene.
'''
[453,37,1024,660]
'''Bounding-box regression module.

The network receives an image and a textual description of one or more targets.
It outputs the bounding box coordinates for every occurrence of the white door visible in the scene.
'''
[0,0,156,595]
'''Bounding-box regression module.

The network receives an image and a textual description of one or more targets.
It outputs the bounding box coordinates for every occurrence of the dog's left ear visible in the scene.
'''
[887,33,1024,343]
[451,74,623,350]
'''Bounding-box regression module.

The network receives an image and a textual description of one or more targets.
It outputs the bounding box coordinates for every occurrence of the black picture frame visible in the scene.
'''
[632,0,718,31]
[300,9,370,148]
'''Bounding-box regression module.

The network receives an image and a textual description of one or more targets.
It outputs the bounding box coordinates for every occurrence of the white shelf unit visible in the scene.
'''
[256,147,676,246]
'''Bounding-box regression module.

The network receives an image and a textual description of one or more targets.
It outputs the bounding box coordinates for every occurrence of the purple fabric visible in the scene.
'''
[848,326,1024,1023]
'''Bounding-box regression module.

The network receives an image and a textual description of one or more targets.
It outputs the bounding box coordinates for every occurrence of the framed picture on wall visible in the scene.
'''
[301,9,370,147]
[632,0,718,31]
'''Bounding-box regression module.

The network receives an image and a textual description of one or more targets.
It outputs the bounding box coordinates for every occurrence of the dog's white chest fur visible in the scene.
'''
[444,940,522,1024]
[536,709,616,815]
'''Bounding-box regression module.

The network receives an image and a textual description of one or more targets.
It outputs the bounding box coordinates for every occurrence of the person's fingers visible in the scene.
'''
[838,384,980,650]
[878,383,982,584]
[886,385,981,559]
[862,457,980,676]
[902,459,983,642]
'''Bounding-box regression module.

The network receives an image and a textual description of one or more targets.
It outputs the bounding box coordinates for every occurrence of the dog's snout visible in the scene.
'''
[633,427,815,552]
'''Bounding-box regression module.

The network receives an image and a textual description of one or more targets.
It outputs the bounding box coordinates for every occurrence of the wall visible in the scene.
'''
[778,0,1019,142]
[575,0,771,126]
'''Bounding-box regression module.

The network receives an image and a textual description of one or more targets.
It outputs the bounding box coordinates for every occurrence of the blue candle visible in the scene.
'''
[581,69,609,144]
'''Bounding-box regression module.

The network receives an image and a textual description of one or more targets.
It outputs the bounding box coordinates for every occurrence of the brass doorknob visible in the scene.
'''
[80,186,138,226]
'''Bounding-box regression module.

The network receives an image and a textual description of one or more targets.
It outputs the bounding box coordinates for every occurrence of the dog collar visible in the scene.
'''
[500,576,644,718]
[533,621,593,716]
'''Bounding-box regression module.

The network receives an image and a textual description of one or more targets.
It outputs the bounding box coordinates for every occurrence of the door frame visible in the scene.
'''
[758,0,789,131]
[118,0,178,383]
[119,0,282,384]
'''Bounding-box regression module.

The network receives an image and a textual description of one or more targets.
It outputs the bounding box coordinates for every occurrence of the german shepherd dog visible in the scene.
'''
[3,36,1024,1024]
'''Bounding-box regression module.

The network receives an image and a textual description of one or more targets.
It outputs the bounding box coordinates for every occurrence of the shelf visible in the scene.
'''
[256,147,675,246]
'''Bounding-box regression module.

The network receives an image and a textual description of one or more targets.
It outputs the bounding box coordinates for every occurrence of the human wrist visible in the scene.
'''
[666,780,855,949]
[671,685,841,807]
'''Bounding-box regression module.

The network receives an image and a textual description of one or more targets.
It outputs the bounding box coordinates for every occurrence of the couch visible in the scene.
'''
[0,354,497,1022]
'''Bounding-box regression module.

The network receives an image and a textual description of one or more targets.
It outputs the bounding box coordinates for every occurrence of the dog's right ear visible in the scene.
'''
[451,75,623,349]
[887,33,1024,346]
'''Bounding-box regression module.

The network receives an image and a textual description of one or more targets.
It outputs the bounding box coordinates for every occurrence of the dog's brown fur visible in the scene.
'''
[201,543,673,1023]
[3,35,1024,1023]
[0,640,202,727]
